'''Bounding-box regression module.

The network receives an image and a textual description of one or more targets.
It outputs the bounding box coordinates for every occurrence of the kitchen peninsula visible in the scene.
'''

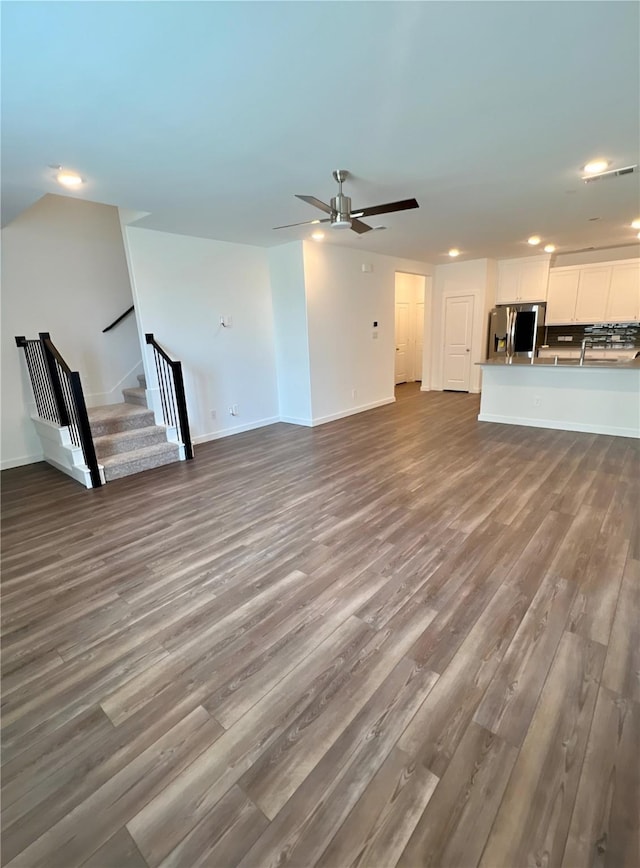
[478,358,640,439]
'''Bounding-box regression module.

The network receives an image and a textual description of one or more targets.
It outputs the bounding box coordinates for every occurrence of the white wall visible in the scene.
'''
[431,258,495,393]
[2,202,434,468]
[1,194,140,468]
[268,243,312,424]
[302,242,433,424]
[124,227,279,444]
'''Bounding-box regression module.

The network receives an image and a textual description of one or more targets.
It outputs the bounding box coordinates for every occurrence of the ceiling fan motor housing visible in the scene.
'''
[274,169,418,233]
[331,194,352,229]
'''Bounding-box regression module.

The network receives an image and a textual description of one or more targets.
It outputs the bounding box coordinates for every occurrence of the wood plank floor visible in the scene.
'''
[2,388,638,868]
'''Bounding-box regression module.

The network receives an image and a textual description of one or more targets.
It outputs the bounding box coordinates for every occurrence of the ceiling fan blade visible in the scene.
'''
[295,195,334,215]
[273,218,330,230]
[351,198,419,219]
[350,218,374,234]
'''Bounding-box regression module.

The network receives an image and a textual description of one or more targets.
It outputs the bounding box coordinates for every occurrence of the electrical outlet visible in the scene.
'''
[229,404,239,416]
[210,409,217,420]
[351,388,357,400]
[534,395,541,407]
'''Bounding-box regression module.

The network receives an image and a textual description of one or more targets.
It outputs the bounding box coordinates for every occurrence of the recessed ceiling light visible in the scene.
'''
[582,158,609,175]
[311,231,325,241]
[527,236,541,246]
[632,219,640,229]
[544,244,556,253]
[56,169,83,188]
[448,248,460,257]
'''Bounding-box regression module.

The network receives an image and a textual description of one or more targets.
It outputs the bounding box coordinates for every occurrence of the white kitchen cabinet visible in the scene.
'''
[496,256,549,304]
[496,259,520,304]
[574,267,611,323]
[546,258,640,324]
[606,262,640,321]
[519,259,550,302]
[546,270,579,324]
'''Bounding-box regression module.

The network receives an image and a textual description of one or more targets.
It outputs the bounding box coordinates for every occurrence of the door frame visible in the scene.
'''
[394,271,432,391]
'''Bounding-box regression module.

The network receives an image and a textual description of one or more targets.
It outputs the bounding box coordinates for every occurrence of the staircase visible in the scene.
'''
[89,375,181,482]
[17,332,192,489]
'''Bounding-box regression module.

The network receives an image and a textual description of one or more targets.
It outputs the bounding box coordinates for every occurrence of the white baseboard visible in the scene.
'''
[309,397,396,427]
[477,413,640,439]
[279,416,313,427]
[84,360,144,408]
[195,400,398,440]
[1,452,44,470]
[427,386,480,395]
[192,416,280,445]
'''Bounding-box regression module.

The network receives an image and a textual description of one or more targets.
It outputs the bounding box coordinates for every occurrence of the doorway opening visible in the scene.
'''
[394,272,426,389]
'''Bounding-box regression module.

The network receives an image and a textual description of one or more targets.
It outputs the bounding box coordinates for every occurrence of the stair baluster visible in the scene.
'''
[15,333,102,487]
[145,334,194,460]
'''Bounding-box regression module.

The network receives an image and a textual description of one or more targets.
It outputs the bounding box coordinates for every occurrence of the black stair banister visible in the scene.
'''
[39,332,70,427]
[15,333,102,487]
[145,334,194,460]
[103,305,134,333]
[39,333,102,488]
[15,336,61,425]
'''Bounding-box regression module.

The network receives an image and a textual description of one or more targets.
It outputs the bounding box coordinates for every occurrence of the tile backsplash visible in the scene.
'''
[544,323,640,349]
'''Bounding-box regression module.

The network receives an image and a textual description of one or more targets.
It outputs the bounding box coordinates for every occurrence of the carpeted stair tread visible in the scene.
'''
[122,386,147,406]
[88,392,183,481]
[93,426,169,457]
[100,442,180,481]
[88,403,155,437]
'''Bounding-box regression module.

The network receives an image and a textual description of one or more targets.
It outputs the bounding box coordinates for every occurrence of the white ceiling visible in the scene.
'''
[2,1,639,262]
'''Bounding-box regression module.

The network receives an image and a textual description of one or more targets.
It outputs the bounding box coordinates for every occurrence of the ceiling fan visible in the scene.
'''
[273,169,419,235]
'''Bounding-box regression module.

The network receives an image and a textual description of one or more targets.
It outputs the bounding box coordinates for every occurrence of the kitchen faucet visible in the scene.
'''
[579,338,588,366]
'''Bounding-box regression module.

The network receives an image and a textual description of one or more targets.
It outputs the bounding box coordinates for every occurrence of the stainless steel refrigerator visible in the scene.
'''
[487,303,546,361]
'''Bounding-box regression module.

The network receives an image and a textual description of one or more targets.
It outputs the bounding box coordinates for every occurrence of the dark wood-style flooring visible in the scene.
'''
[2,388,638,867]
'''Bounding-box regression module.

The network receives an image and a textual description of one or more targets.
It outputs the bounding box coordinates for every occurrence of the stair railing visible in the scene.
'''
[15,333,102,487]
[145,334,194,460]
[102,305,134,333]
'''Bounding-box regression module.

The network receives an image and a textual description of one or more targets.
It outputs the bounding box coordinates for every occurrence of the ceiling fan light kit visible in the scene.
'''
[273,169,419,235]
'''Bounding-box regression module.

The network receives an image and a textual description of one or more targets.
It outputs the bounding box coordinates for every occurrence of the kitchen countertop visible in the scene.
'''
[478,357,640,370]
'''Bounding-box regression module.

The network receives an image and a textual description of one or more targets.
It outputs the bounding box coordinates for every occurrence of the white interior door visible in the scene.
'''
[395,302,410,384]
[443,295,474,391]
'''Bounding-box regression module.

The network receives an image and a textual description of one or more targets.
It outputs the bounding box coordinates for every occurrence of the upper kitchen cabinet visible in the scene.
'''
[546,259,640,324]
[606,262,640,321]
[546,270,579,323]
[574,267,610,323]
[496,256,549,304]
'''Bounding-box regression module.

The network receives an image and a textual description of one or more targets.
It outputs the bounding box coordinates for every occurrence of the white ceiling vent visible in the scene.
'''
[582,165,638,183]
